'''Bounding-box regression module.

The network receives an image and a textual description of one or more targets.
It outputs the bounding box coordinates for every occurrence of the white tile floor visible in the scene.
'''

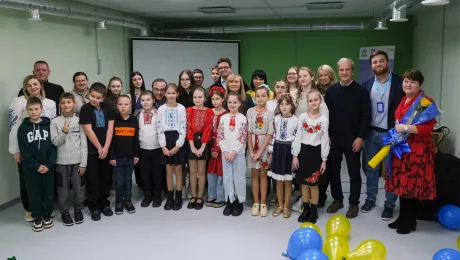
[0,171,458,260]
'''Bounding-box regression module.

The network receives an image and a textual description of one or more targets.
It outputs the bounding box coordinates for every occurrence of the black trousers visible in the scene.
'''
[85,154,111,211]
[319,172,330,203]
[134,162,142,188]
[18,163,29,211]
[328,136,362,205]
[140,148,164,197]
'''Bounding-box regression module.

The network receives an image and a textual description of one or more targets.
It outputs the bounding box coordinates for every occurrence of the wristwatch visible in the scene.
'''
[403,125,408,132]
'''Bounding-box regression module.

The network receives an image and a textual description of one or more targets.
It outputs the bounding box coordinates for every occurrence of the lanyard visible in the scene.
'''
[375,74,391,100]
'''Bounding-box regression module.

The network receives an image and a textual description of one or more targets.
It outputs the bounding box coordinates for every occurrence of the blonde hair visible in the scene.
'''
[286,66,300,88]
[23,75,46,99]
[226,73,246,101]
[297,67,319,101]
[316,65,337,94]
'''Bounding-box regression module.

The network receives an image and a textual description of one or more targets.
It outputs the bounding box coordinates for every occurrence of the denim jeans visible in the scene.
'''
[363,129,398,208]
[207,173,225,203]
[115,157,134,203]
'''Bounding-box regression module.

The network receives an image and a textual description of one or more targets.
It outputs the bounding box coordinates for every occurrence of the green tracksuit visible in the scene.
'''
[18,117,57,219]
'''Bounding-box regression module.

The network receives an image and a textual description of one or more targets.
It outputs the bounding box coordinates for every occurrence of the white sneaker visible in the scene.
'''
[25,211,34,222]
[251,203,260,216]
[32,219,43,232]
[292,198,303,213]
[260,204,268,217]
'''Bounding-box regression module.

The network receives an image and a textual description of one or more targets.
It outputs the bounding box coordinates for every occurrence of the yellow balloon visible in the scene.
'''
[457,235,460,250]
[346,239,387,260]
[326,214,351,239]
[300,222,323,237]
[323,235,350,260]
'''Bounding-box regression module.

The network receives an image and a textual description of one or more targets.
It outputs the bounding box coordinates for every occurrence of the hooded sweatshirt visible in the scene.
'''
[17,117,57,171]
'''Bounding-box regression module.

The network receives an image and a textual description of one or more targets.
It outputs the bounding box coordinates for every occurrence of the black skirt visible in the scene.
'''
[162,131,186,166]
[268,141,293,181]
[295,144,325,186]
[188,132,210,160]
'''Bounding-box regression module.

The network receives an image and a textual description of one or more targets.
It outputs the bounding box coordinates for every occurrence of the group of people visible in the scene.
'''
[8,51,437,236]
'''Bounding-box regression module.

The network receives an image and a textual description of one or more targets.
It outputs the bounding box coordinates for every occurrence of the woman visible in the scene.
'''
[246,70,274,102]
[105,76,124,113]
[129,71,146,115]
[70,72,89,116]
[316,65,337,95]
[286,66,299,106]
[386,69,436,235]
[178,70,197,109]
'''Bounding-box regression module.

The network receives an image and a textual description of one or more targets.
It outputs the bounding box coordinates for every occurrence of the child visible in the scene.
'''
[157,83,187,211]
[286,66,300,107]
[246,70,275,103]
[186,88,213,210]
[79,82,115,221]
[247,86,275,217]
[51,93,88,226]
[267,95,298,218]
[138,91,163,208]
[294,67,329,118]
[267,80,288,112]
[225,73,254,116]
[206,87,228,208]
[105,76,124,113]
[217,92,248,217]
[109,95,140,215]
[292,90,330,224]
[18,97,57,232]
[178,70,196,109]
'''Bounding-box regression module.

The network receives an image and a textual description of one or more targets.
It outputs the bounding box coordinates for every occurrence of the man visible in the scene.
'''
[212,57,250,92]
[193,69,205,89]
[18,61,64,115]
[324,58,371,219]
[361,50,404,221]
[152,78,167,110]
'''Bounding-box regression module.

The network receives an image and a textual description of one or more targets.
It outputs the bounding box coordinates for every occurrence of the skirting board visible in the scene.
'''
[0,197,20,213]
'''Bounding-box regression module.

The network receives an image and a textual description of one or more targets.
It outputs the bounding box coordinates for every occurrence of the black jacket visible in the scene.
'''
[18,81,64,115]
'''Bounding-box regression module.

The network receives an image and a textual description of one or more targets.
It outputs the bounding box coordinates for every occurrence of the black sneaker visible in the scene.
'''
[360,200,376,213]
[381,206,394,221]
[102,207,114,217]
[91,210,101,221]
[223,199,233,216]
[33,218,44,232]
[43,217,54,229]
[141,193,153,208]
[231,199,243,216]
[74,209,84,224]
[152,194,162,208]
[124,201,136,214]
[115,202,124,215]
[61,212,74,226]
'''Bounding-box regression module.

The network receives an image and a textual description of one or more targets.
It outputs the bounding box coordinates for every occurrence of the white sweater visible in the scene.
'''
[9,96,56,154]
[50,114,88,167]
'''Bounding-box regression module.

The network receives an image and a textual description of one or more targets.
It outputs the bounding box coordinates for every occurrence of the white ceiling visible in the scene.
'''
[75,0,390,21]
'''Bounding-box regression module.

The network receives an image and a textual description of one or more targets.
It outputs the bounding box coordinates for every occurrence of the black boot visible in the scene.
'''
[223,199,234,216]
[164,190,174,211]
[397,198,417,235]
[309,204,318,224]
[152,192,162,208]
[389,197,406,230]
[173,190,183,211]
[298,202,310,223]
[232,198,243,216]
[141,191,153,208]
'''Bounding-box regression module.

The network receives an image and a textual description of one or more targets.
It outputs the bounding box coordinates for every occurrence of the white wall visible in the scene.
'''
[0,8,135,205]
[413,1,460,157]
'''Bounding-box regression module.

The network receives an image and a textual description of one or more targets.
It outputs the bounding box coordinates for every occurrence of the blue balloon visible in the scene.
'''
[297,249,329,260]
[438,205,460,230]
[433,248,460,260]
[284,228,323,259]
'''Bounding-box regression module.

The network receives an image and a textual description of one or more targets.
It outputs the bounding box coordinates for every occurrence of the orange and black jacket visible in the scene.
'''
[109,113,140,160]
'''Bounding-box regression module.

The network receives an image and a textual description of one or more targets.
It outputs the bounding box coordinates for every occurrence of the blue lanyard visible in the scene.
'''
[375,74,391,100]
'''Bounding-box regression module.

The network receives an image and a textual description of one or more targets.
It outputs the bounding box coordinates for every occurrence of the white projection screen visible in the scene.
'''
[131,38,240,90]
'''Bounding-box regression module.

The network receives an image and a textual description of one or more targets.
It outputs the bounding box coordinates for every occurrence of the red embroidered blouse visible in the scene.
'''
[186,107,213,143]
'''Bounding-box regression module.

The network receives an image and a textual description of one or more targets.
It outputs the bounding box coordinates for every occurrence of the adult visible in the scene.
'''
[104,76,124,113]
[286,66,300,107]
[129,71,146,115]
[324,58,371,219]
[193,69,205,89]
[386,69,436,235]
[70,72,89,116]
[152,78,167,110]
[18,60,64,116]
[211,65,220,83]
[361,50,404,220]
[178,70,196,109]
[212,57,250,92]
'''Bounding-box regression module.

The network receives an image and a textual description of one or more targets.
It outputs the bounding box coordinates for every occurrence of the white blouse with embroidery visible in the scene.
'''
[268,115,299,154]
[157,103,187,148]
[246,107,275,136]
[217,113,248,154]
[292,113,330,161]
[295,92,329,119]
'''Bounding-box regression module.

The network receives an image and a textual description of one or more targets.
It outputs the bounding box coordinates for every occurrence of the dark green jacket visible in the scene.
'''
[18,117,57,171]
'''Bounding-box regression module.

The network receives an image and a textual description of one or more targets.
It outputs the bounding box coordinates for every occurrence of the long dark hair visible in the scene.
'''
[129,71,146,110]
[250,70,267,91]
[178,70,197,96]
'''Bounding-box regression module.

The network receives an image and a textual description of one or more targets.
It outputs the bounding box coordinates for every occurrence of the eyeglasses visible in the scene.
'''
[218,66,230,71]
[194,76,204,80]
[153,88,165,93]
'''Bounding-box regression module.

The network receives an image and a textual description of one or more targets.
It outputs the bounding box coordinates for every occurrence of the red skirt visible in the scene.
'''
[207,153,223,177]
[385,134,436,200]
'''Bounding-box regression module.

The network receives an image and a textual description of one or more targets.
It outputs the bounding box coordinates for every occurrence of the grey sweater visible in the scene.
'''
[50,114,88,167]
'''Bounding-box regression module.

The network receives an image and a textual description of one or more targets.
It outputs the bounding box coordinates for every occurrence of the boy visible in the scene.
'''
[18,97,57,232]
[79,83,115,221]
[51,93,88,226]
[109,95,139,215]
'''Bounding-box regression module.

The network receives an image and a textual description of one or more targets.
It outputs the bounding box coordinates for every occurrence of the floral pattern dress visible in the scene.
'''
[246,107,275,169]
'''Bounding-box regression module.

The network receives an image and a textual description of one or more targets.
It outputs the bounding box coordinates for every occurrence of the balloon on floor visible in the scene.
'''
[283,228,323,259]
[322,235,349,260]
[346,239,387,260]
[457,236,460,250]
[326,214,351,239]
[297,249,329,260]
[432,248,460,260]
[300,222,323,238]
[438,205,460,230]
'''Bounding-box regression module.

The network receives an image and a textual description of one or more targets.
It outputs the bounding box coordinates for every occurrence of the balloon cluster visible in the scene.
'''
[283,214,387,260]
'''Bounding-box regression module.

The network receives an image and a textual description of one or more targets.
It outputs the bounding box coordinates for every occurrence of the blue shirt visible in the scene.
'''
[370,72,392,129]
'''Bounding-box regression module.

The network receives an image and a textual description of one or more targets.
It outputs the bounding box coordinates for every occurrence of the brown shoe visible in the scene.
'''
[327,200,344,214]
[346,204,359,219]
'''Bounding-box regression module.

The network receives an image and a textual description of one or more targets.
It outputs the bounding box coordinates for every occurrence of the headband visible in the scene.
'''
[209,85,226,96]
[258,84,270,92]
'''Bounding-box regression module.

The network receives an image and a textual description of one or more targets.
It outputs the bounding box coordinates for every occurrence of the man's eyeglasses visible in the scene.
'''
[153,88,165,93]
[194,76,204,80]
[218,66,230,71]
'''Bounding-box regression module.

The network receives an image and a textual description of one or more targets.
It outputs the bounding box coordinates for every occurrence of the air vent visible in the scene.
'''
[306,1,345,10]
[198,6,236,14]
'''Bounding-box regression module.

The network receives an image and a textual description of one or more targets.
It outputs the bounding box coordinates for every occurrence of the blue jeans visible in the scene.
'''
[115,157,134,203]
[363,129,398,208]
[207,173,225,203]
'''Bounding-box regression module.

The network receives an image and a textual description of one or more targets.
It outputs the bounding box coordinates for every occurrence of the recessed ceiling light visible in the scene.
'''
[28,9,42,21]
[306,1,345,10]
[198,6,236,14]
[389,6,408,22]
[375,20,388,30]
[421,0,450,6]
[97,20,107,30]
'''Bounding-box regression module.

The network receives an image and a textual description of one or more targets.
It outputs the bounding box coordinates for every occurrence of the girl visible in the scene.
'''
[129,72,146,115]
[217,92,248,217]
[186,88,213,210]
[157,84,187,211]
[247,86,275,217]
[246,70,275,102]
[286,66,300,106]
[206,86,228,208]
[178,70,197,109]
[294,67,329,118]
[225,73,254,116]
[293,90,330,224]
[211,65,220,83]
[9,75,57,221]
[267,80,288,112]
[267,95,298,218]
[105,76,123,113]
[70,72,89,116]
[138,91,164,208]
[316,65,337,95]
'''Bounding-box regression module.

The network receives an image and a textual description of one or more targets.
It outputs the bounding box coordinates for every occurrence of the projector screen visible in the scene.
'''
[131,38,240,90]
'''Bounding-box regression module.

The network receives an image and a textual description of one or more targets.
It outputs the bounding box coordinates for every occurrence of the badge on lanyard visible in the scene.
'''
[377,101,384,113]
